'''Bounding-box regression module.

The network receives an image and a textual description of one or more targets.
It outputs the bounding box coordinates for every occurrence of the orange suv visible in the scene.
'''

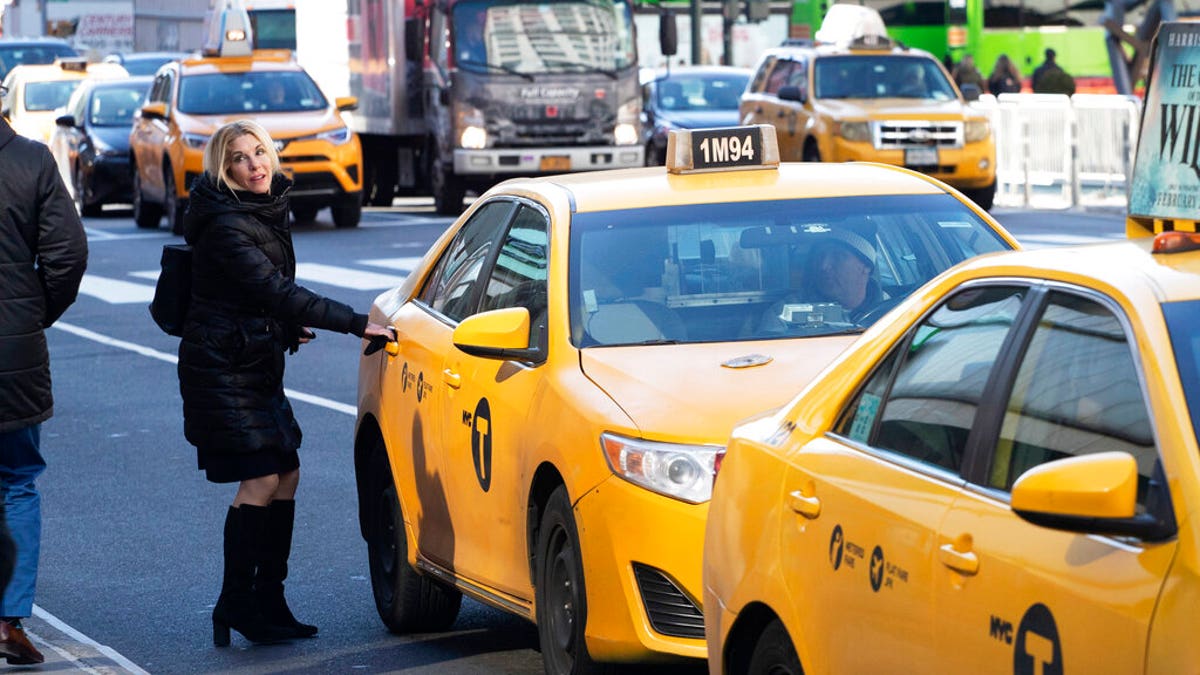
[129,42,361,233]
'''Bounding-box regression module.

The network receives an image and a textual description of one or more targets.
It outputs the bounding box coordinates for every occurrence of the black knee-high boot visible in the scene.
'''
[212,505,294,646]
[256,500,318,638]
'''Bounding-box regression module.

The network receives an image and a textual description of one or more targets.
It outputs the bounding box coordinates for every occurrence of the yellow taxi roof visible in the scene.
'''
[7,61,128,82]
[953,238,1200,303]
[177,50,297,75]
[505,162,948,213]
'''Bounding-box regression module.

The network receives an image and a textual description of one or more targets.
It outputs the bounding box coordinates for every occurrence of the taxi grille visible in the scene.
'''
[874,120,963,149]
[632,563,704,639]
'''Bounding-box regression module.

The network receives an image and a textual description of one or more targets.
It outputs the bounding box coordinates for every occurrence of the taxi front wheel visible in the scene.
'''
[365,442,461,633]
[535,486,608,675]
[745,619,802,675]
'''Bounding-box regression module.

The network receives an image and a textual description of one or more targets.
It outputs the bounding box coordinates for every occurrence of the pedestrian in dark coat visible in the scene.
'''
[177,119,392,647]
[0,109,88,665]
[988,53,1024,95]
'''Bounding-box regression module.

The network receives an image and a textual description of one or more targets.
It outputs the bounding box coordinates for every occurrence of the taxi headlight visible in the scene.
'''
[183,132,210,150]
[615,97,640,146]
[836,121,871,142]
[601,432,724,504]
[965,119,990,143]
[456,104,487,149]
[316,126,352,145]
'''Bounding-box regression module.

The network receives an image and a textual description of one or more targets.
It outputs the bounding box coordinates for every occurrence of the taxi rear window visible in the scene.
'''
[178,70,328,114]
[568,193,1009,347]
[1164,299,1200,449]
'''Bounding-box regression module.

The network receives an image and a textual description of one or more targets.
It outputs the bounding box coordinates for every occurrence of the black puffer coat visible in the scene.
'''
[178,173,366,464]
[0,118,88,433]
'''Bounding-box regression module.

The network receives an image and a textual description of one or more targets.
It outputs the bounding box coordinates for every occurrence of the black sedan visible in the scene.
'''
[640,65,752,166]
[50,76,152,216]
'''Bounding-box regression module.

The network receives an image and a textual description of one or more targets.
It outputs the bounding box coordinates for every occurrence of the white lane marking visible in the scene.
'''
[77,276,156,305]
[52,322,357,416]
[295,262,406,290]
[359,256,424,272]
[33,604,150,674]
[128,270,160,281]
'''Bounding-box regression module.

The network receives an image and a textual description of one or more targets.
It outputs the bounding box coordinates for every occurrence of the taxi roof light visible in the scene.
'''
[54,57,88,72]
[1151,230,1200,254]
[203,0,254,58]
[665,125,780,175]
[815,4,895,49]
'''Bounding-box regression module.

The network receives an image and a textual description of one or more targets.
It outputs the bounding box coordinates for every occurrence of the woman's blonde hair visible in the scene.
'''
[203,120,281,192]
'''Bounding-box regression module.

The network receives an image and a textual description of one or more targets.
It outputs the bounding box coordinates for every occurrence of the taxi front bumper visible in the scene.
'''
[828,138,996,189]
[453,145,644,176]
[573,474,708,663]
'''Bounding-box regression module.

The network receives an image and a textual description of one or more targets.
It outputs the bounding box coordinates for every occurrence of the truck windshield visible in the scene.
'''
[453,0,636,75]
[814,55,957,101]
[178,70,328,114]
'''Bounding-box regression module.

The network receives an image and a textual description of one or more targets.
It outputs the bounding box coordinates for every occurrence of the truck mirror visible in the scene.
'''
[660,9,678,58]
[405,17,424,63]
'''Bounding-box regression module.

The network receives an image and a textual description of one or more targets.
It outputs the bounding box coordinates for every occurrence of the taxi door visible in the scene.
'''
[390,199,519,569]
[438,201,551,599]
[932,288,1176,673]
[130,67,174,202]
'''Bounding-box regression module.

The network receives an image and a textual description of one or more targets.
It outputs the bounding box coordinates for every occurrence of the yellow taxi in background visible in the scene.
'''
[354,125,1018,673]
[704,226,1200,674]
[128,5,361,234]
[741,5,996,210]
[0,58,128,143]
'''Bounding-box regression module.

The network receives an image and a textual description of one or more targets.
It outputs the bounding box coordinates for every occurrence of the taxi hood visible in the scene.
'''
[186,108,344,138]
[816,97,971,119]
[579,337,857,443]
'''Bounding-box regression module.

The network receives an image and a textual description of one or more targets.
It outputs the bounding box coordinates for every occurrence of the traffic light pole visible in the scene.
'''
[691,0,702,64]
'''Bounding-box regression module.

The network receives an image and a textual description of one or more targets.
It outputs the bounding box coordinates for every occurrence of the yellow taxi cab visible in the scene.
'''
[0,57,128,143]
[128,4,361,234]
[353,124,1018,672]
[740,5,996,210]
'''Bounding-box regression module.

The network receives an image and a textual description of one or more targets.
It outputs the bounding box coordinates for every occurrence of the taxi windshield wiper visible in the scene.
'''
[458,59,535,81]
[631,338,680,345]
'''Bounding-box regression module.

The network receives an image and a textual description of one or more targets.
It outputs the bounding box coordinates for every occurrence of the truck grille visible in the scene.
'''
[632,563,704,639]
[874,120,963,149]
[506,120,607,146]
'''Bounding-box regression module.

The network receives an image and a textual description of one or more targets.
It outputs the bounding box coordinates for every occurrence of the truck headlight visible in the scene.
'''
[615,97,640,146]
[457,104,487,149]
[836,121,871,142]
[965,119,990,143]
[183,132,210,149]
[601,432,724,504]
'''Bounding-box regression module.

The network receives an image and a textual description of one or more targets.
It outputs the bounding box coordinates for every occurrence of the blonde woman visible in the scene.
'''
[177,120,392,646]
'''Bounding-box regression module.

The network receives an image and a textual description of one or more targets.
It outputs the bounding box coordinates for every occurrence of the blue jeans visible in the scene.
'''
[0,425,45,618]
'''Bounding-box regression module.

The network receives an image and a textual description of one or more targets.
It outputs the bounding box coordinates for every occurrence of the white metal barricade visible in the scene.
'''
[1071,94,1140,208]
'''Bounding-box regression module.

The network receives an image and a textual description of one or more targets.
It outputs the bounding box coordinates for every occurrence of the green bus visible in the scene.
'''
[788,0,1172,92]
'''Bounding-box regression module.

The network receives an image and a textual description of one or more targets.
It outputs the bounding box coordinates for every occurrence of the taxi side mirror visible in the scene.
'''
[1011,452,1175,541]
[336,96,358,112]
[778,84,806,104]
[55,113,76,128]
[139,101,167,120]
[453,307,541,362]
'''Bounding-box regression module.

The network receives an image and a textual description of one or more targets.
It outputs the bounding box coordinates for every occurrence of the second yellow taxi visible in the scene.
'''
[354,125,1017,673]
[1,57,128,144]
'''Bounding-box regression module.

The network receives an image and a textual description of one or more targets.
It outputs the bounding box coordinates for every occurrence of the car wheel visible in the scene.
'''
[370,159,397,207]
[164,165,187,235]
[746,619,803,675]
[536,486,607,675]
[965,180,996,211]
[431,155,465,216]
[133,168,163,229]
[332,193,362,228]
[291,203,320,223]
[802,141,821,162]
[364,437,461,633]
[74,166,102,217]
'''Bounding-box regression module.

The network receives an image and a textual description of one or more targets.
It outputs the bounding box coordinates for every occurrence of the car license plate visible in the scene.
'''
[904,146,938,167]
[540,156,570,171]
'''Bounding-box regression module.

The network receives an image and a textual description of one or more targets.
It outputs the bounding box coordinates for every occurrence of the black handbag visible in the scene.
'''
[149,244,193,337]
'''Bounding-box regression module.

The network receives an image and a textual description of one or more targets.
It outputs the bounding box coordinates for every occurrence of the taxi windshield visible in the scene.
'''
[177,70,328,114]
[569,194,1010,347]
[814,55,957,101]
[1164,299,1200,449]
[23,79,81,111]
[452,0,636,75]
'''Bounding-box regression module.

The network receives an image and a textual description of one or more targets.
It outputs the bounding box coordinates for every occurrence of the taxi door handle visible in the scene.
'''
[442,368,461,389]
[938,543,979,575]
[787,490,821,519]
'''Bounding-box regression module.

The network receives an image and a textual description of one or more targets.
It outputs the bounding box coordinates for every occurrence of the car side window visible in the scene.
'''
[837,286,1027,472]
[479,204,550,355]
[418,200,515,322]
[749,56,776,93]
[764,59,795,95]
[988,291,1157,506]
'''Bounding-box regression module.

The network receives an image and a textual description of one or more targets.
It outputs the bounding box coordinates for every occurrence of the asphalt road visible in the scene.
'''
[28,201,1125,674]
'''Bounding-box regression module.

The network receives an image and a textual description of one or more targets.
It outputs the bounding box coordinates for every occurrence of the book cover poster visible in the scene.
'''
[1130,22,1200,220]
